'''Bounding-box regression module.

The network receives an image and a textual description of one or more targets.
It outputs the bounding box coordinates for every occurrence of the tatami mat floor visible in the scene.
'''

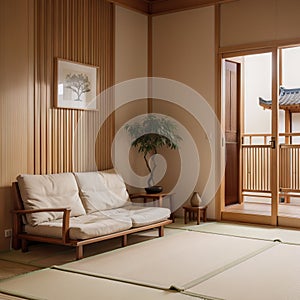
[2,218,300,282]
[0,226,182,281]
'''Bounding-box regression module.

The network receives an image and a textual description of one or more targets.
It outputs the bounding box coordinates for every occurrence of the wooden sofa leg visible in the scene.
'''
[21,239,28,252]
[76,245,83,260]
[12,236,21,250]
[159,226,164,237]
[122,235,128,247]
[12,214,21,250]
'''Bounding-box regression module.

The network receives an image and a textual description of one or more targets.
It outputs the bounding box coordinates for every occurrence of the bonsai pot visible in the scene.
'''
[145,186,163,194]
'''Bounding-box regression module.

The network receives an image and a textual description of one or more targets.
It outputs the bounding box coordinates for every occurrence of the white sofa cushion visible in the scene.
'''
[24,212,132,240]
[17,173,86,226]
[103,204,171,227]
[74,170,129,213]
[99,169,129,203]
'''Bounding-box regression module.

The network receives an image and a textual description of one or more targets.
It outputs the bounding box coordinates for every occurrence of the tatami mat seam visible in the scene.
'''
[52,265,171,292]
[181,290,225,300]
[0,250,74,269]
[167,224,300,246]
[0,258,43,272]
[179,242,278,291]
[187,228,281,243]
[0,268,50,285]
[45,266,227,300]
[0,288,43,300]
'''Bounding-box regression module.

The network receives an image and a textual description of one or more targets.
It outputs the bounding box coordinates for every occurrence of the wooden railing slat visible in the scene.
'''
[241,133,300,200]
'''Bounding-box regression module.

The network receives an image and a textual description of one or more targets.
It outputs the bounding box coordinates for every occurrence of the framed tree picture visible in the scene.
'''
[54,58,98,110]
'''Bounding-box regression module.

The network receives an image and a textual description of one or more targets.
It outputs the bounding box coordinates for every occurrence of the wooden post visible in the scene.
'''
[271,48,279,226]
[285,111,291,144]
[215,4,223,221]
[284,110,291,203]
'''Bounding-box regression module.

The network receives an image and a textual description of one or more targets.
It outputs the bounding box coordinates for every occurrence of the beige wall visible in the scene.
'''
[115,6,148,84]
[114,6,149,193]
[153,7,215,104]
[0,0,34,251]
[114,5,148,122]
[152,7,216,218]
[220,0,300,47]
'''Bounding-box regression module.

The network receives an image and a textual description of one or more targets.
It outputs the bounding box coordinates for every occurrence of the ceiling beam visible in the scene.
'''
[150,0,238,15]
[107,0,149,14]
[107,0,239,15]
[108,0,238,15]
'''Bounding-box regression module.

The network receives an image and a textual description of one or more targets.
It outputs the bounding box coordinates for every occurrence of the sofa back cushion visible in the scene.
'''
[17,173,86,226]
[74,170,129,213]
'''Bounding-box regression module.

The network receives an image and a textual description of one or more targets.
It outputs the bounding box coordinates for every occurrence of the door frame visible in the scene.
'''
[218,47,279,226]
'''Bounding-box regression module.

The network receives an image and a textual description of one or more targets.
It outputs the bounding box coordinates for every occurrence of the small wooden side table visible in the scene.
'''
[183,205,207,225]
[130,193,170,207]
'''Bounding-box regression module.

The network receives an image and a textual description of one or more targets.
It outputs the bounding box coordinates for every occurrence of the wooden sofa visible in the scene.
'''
[12,170,172,260]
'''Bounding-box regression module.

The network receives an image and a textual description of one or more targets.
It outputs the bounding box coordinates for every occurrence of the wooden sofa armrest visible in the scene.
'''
[13,207,71,214]
[12,208,71,244]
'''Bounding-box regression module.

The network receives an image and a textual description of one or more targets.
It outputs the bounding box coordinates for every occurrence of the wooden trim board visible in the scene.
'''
[108,0,238,15]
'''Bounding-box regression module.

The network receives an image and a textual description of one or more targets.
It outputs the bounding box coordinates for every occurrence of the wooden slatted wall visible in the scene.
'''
[34,0,114,174]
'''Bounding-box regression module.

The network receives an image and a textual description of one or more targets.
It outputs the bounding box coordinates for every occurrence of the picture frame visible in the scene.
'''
[54,58,99,110]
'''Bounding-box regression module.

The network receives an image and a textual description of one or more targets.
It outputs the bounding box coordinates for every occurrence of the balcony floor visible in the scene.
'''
[224,202,300,217]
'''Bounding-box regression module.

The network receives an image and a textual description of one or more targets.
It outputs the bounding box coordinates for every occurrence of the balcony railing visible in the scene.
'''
[241,133,300,201]
[280,144,300,193]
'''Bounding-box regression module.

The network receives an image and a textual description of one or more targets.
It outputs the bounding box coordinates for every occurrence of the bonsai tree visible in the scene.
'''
[125,114,182,187]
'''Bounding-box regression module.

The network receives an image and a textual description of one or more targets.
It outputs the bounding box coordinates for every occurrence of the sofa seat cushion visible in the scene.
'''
[103,204,171,227]
[24,212,132,240]
[17,173,86,226]
[74,170,129,213]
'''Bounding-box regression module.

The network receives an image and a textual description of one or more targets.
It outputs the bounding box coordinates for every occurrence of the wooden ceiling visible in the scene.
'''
[108,0,237,15]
